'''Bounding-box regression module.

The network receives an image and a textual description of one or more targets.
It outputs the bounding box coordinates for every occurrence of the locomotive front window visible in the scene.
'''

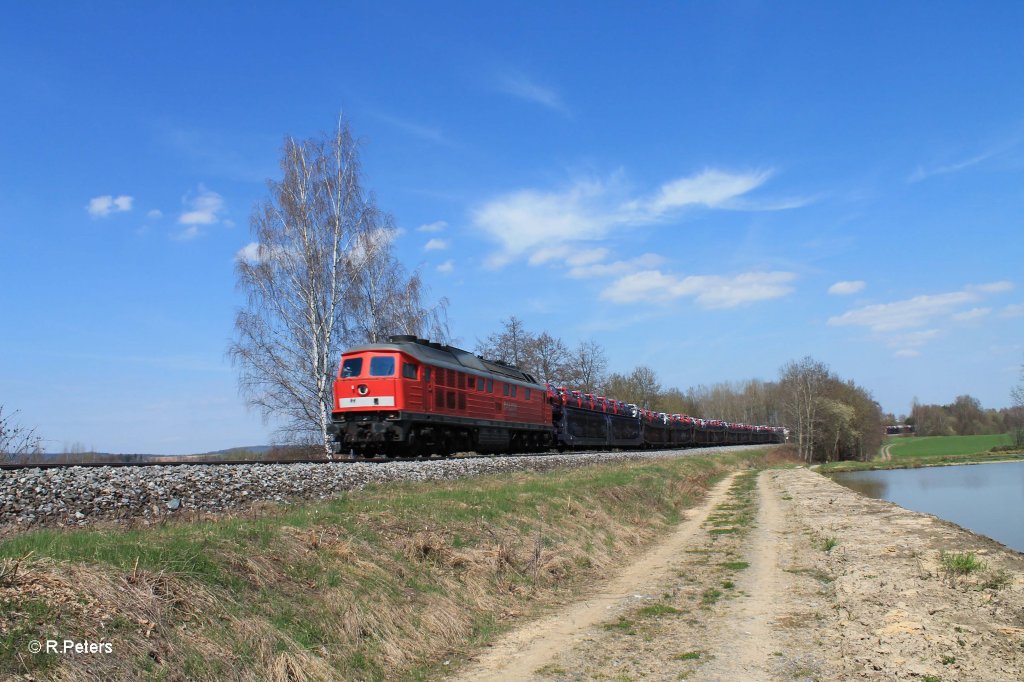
[369,356,396,376]
[340,358,363,378]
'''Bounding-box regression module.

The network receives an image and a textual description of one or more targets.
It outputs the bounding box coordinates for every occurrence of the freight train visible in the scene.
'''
[327,336,785,457]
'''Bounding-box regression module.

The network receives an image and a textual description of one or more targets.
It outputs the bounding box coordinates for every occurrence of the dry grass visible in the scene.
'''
[1,448,775,680]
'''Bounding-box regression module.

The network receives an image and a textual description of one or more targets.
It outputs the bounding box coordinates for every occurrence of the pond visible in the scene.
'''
[829,461,1024,553]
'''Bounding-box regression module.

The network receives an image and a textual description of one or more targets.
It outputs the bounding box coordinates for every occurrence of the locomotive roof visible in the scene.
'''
[343,336,541,386]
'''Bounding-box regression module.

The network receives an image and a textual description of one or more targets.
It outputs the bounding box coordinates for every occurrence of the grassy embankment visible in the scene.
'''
[0,449,782,681]
[819,433,1024,473]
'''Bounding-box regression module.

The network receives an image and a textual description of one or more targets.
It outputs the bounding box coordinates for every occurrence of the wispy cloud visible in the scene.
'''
[87,194,133,217]
[1001,303,1024,318]
[568,253,665,280]
[952,307,992,322]
[417,220,447,233]
[600,270,797,309]
[496,71,567,114]
[828,291,978,332]
[437,260,454,274]
[908,136,1020,183]
[472,168,788,268]
[372,112,447,144]
[174,185,226,239]
[969,280,1013,294]
[828,280,866,296]
[424,238,448,251]
[828,281,1015,355]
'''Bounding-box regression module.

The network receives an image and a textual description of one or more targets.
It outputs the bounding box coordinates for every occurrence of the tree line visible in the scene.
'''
[909,394,1021,439]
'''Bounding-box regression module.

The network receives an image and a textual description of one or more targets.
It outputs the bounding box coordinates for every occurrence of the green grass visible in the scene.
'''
[674,651,702,661]
[700,587,723,606]
[637,604,682,618]
[889,434,1012,459]
[940,551,986,576]
[820,433,1023,473]
[719,561,750,570]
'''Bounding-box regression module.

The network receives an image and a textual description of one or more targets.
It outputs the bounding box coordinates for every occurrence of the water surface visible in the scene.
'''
[829,461,1024,553]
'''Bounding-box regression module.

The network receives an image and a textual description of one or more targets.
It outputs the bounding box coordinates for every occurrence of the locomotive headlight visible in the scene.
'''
[357,384,369,396]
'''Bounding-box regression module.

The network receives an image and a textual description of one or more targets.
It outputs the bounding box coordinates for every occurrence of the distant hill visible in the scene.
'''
[2,445,276,467]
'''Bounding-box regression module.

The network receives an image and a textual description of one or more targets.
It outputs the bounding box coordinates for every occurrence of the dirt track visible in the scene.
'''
[454,467,1024,681]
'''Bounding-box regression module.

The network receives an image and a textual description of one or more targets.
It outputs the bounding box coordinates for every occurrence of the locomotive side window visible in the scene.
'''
[502,383,509,396]
[402,362,418,379]
[369,356,396,376]
[476,377,484,391]
[423,367,431,383]
[340,358,363,378]
[487,379,493,393]
[524,388,531,400]
[511,385,518,397]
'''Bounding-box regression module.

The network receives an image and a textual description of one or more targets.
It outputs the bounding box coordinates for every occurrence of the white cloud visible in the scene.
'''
[639,169,773,214]
[828,280,866,296]
[827,291,977,332]
[417,221,447,233]
[437,260,454,274]
[146,209,163,219]
[1001,303,1024,318]
[235,242,262,262]
[601,270,796,309]
[497,72,566,113]
[969,280,1014,294]
[473,169,781,268]
[174,186,226,239]
[424,238,448,251]
[952,307,992,321]
[894,349,920,358]
[568,253,664,279]
[171,225,201,241]
[87,194,133,217]
[179,186,225,226]
[887,329,942,348]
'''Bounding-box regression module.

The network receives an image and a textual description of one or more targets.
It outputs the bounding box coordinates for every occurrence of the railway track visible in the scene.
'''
[0,449,617,470]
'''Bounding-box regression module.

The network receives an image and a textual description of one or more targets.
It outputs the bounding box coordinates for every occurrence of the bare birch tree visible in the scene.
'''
[1011,361,1024,447]
[567,339,608,393]
[0,405,43,462]
[779,356,831,462]
[230,120,447,452]
[475,316,534,369]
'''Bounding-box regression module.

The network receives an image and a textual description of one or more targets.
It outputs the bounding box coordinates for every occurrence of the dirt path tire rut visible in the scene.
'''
[453,472,744,681]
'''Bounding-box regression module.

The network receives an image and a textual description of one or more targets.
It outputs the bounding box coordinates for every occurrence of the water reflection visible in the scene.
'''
[829,461,1024,553]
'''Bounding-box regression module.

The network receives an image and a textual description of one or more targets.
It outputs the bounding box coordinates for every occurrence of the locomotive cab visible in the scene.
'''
[335,352,401,411]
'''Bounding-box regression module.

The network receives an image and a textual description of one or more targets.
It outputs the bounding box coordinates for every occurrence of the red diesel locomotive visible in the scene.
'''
[327,336,784,457]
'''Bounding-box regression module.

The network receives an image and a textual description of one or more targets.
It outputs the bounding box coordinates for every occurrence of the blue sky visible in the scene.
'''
[2,2,1022,454]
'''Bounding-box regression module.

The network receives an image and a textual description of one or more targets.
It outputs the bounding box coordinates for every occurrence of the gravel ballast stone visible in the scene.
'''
[0,446,768,530]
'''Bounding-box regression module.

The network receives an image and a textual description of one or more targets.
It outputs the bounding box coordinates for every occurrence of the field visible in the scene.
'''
[888,433,1012,459]
[820,432,1023,473]
[0,448,781,681]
